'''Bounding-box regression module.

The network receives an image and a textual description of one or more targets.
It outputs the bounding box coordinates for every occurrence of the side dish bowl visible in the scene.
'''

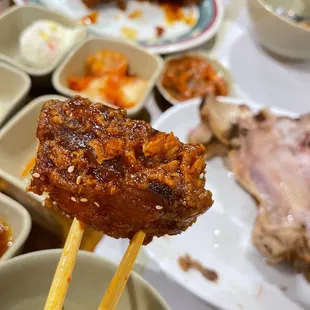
[156,51,235,106]
[248,0,310,59]
[0,249,170,310]
[0,61,31,127]
[53,36,163,116]
[0,5,87,76]
[0,192,31,262]
[0,95,68,232]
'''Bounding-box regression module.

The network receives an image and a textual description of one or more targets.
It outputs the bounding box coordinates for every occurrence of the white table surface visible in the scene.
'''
[95,1,310,309]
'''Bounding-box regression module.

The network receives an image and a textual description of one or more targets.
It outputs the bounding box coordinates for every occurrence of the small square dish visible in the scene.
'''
[0,61,31,127]
[52,36,163,116]
[0,192,31,262]
[0,5,87,76]
[0,94,68,232]
[156,51,235,106]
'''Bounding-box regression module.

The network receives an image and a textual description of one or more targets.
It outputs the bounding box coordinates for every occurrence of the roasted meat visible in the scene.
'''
[190,96,310,278]
[29,96,213,244]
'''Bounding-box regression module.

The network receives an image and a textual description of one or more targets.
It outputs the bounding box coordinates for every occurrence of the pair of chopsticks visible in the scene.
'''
[44,218,146,310]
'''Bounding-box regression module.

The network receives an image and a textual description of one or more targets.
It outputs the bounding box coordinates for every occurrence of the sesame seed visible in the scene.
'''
[200,173,204,179]
[52,201,57,206]
[76,176,82,185]
[68,166,75,173]
[42,201,45,206]
[156,205,163,210]
[80,198,88,202]
[71,197,77,202]
[33,173,40,178]
[94,202,100,207]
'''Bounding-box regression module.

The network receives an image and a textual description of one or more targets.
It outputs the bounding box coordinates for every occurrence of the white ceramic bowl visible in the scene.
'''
[157,51,235,106]
[53,36,163,116]
[0,5,87,76]
[0,192,31,262]
[0,249,170,310]
[0,61,31,127]
[248,0,310,59]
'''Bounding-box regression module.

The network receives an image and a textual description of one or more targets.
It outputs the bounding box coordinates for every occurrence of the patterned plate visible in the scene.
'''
[13,0,224,54]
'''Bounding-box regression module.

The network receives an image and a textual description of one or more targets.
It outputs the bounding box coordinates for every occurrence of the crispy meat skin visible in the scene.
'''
[29,96,213,243]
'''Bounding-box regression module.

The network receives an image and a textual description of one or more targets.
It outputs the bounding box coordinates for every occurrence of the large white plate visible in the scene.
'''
[13,0,224,54]
[145,100,308,310]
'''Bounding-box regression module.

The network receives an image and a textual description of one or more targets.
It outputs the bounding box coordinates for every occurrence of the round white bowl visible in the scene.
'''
[0,249,170,310]
[248,0,310,60]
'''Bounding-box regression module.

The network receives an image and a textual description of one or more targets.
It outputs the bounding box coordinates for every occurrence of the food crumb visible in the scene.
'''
[129,10,143,19]
[256,284,263,298]
[156,26,165,37]
[80,11,98,25]
[179,254,218,282]
[121,26,137,40]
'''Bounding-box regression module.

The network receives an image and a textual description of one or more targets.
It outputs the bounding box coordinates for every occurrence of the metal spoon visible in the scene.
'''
[275,7,310,24]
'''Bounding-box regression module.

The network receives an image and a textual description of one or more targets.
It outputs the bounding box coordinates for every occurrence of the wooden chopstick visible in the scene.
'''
[44,218,85,310]
[98,231,146,310]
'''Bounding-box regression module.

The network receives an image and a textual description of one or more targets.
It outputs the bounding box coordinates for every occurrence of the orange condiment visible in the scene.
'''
[21,157,36,178]
[120,26,138,40]
[85,50,128,76]
[67,50,147,108]
[0,219,13,257]
[128,10,143,19]
[162,55,229,101]
[161,4,197,26]
[68,76,92,92]
[80,11,99,25]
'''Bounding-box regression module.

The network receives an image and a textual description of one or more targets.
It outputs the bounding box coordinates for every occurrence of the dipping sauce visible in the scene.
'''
[161,55,229,102]
[0,219,13,257]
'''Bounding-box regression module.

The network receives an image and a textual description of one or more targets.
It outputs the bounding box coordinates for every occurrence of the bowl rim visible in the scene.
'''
[0,61,31,126]
[254,0,310,32]
[0,192,32,262]
[0,248,171,310]
[156,50,236,106]
[52,35,164,115]
[0,4,88,76]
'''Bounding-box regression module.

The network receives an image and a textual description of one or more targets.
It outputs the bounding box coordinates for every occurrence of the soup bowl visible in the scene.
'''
[0,249,170,310]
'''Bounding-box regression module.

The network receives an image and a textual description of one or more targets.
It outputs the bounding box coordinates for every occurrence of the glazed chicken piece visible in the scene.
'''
[190,96,310,278]
[28,96,213,244]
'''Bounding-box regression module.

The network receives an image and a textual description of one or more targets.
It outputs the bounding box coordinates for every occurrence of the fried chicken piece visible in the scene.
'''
[28,96,213,244]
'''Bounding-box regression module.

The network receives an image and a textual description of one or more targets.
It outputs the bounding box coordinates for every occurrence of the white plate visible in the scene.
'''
[144,100,307,310]
[14,0,224,54]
